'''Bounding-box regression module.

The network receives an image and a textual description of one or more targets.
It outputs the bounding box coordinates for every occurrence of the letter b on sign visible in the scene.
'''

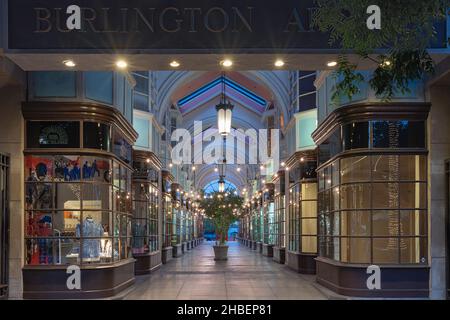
[366,265,381,290]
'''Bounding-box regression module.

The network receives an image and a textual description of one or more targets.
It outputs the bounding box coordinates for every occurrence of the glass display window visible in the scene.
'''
[162,193,173,248]
[317,154,428,265]
[83,122,111,151]
[26,121,80,149]
[288,159,318,255]
[25,154,133,266]
[131,180,159,255]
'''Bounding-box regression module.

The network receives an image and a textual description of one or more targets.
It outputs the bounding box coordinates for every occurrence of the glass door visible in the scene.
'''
[0,154,9,299]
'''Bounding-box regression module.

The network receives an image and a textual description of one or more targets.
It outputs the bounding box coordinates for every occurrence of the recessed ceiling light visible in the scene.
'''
[63,60,76,68]
[274,60,285,67]
[116,60,128,69]
[327,61,338,67]
[221,59,233,67]
[170,60,180,68]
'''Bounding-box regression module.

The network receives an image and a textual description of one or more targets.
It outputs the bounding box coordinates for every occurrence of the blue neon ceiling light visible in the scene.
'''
[178,77,266,107]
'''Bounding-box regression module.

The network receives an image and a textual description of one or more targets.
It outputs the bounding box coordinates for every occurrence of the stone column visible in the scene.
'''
[0,81,25,299]
[428,85,450,299]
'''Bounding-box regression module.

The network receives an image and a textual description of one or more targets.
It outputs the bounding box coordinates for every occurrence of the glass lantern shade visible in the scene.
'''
[218,179,225,193]
[216,102,233,136]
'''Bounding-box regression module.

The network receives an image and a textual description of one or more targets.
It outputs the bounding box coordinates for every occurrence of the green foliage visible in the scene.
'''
[369,51,435,100]
[198,192,244,245]
[313,0,449,100]
[332,56,365,103]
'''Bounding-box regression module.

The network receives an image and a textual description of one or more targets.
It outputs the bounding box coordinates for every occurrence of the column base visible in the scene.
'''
[161,246,173,264]
[134,251,162,275]
[286,251,316,274]
[257,242,263,253]
[315,257,430,298]
[23,259,135,299]
[262,244,274,257]
[273,247,286,264]
[173,244,183,258]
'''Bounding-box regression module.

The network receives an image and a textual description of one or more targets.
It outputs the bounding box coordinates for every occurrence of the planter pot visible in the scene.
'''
[213,245,229,261]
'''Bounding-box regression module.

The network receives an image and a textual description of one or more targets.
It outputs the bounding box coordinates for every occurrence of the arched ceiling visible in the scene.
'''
[177,76,267,115]
[158,70,288,192]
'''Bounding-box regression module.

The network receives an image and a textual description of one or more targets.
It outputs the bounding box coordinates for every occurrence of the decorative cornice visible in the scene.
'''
[285,150,317,168]
[22,101,138,143]
[133,149,162,171]
[311,102,431,145]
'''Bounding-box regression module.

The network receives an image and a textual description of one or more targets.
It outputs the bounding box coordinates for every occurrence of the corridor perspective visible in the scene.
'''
[124,241,327,300]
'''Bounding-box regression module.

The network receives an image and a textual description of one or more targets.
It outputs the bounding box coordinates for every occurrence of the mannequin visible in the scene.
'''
[76,215,104,262]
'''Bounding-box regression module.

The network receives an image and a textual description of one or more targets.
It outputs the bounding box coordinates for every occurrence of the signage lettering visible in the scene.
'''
[7,0,446,52]
[32,5,259,34]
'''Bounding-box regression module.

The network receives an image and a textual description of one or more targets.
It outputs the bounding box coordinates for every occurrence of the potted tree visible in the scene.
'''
[199,191,243,260]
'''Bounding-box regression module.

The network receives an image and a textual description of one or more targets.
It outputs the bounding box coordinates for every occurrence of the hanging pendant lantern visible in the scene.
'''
[216,75,234,136]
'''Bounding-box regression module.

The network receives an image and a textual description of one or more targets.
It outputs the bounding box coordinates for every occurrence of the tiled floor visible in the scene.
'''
[123,241,328,300]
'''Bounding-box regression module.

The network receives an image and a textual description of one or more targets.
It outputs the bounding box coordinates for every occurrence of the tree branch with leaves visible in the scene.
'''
[198,192,244,246]
[313,0,449,101]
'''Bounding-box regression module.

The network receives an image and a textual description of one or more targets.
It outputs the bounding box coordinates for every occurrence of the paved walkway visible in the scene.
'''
[123,241,328,300]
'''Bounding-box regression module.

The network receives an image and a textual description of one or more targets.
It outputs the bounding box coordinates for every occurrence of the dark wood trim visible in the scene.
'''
[316,148,429,172]
[315,257,429,298]
[286,251,316,274]
[22,101,138,144]
[312,102,431,145]
[133,149,162,171]
[285,150,317,169]
[23,259,135,299]
[162,170,175,183]
[134,251,162,275]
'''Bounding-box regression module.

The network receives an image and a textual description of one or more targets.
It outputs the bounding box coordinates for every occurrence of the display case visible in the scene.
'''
[22,102,138,299]
[171,184,183,258]
[286,154,318,274]
[273,171,286,264]
[161,171,173,264]
[262,184,275,257]
[312,103,430,297]
[131,150,161,274]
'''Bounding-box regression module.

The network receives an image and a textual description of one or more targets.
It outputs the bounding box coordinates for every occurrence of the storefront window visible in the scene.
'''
[172,201,181,245]
[84,122,111,151]
[25,154,133,265]
[27,121,80,149]
[132,182,159,255]
[318,154,427,264]
[264,199,275,245]
[288,181,318,254]
[162,193,173,248]
[343,122,369,150]
[372,121,425,149]
[274,194,285,247]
